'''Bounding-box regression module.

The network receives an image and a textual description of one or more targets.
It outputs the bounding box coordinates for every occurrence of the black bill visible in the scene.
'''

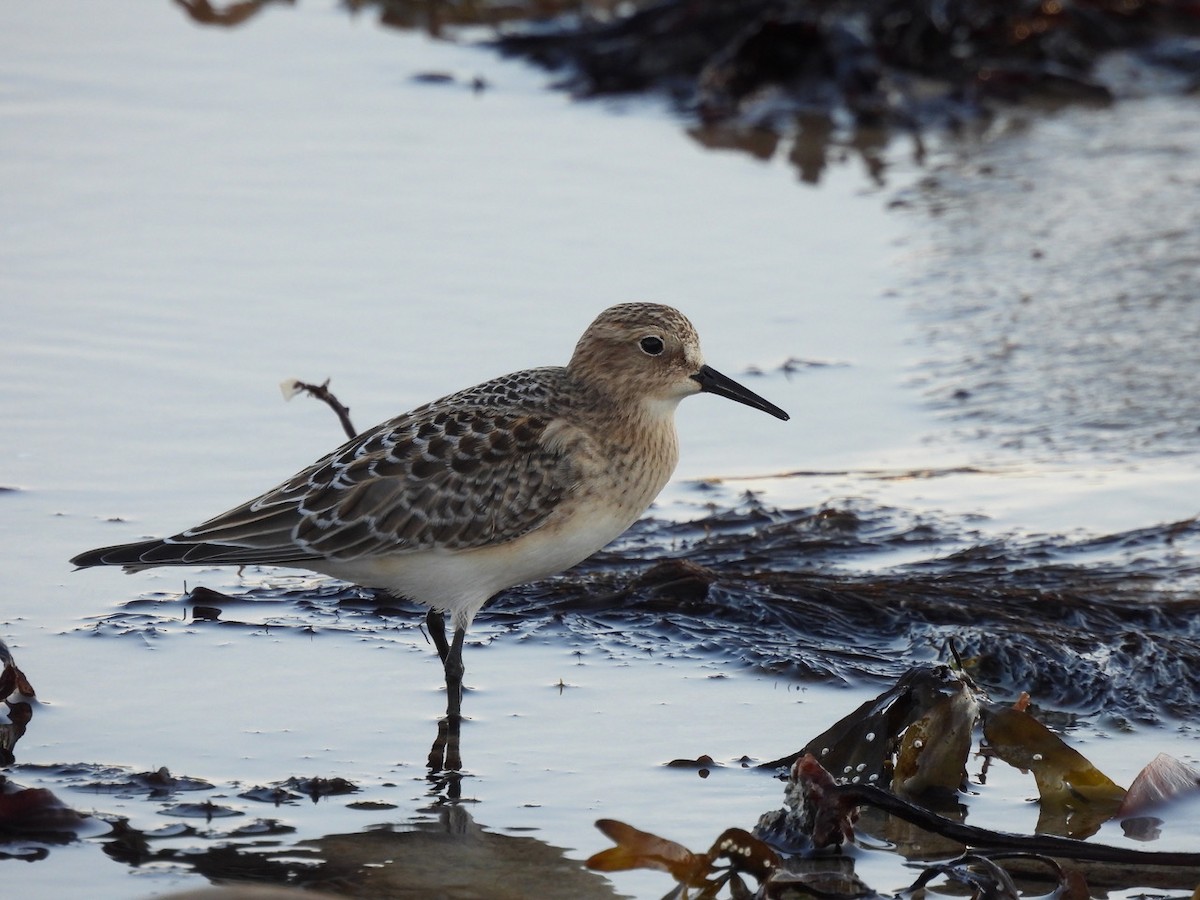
[691,365,790,421]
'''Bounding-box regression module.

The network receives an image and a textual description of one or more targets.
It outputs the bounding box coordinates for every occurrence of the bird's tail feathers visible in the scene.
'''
[69,538,316,572]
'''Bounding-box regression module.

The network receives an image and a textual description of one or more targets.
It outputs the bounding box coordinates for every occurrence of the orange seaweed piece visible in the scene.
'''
[587,818,711,887]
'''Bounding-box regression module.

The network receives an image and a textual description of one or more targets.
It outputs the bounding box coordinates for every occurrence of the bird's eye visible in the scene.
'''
[639,336,665,356]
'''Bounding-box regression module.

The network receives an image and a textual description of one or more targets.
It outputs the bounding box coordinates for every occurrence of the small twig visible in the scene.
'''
[280,378,358,440]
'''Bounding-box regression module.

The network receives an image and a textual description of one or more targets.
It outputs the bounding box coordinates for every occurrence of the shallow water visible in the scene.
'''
[893,97,1200,464]
[2,2,1199,898]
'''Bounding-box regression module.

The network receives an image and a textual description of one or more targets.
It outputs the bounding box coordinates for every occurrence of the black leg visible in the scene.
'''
[425,607,450,663]
[444,626,466,719]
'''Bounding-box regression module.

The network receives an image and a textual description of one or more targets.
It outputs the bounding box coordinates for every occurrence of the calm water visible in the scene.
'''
[2,2,1198,898]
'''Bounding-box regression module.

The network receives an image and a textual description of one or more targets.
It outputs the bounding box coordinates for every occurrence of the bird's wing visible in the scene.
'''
[72,370,589,569]
[185,389,584,561]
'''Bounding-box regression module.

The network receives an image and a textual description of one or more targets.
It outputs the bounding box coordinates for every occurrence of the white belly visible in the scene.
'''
[313,504,639,629]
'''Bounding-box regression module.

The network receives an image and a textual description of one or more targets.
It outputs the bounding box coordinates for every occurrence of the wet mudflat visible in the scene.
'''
[3,2,1200,899]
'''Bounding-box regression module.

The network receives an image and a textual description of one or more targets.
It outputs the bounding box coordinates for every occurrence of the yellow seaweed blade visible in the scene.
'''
[984,705,1126,806]
[894,684,980,797]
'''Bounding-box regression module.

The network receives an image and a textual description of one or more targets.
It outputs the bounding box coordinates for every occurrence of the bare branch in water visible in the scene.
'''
[835,777,1200,868]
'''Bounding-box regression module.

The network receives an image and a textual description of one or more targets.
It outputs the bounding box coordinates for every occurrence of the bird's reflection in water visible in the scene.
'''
[426,714,463,802]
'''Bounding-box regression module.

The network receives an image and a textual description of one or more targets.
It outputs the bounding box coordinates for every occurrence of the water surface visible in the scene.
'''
[2,2,1198,898]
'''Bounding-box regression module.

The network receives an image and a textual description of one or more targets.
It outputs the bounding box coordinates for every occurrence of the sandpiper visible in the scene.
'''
[72,303,789,718]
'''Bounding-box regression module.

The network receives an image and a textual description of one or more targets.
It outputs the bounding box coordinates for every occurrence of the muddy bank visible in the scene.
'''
[486,0,1200,155]
[485,1,1200,185]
